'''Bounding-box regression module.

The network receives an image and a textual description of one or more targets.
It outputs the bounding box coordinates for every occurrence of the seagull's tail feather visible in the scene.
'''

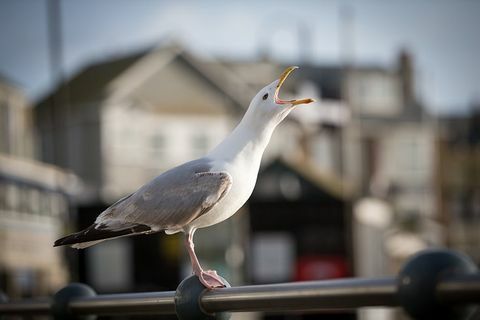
[53,222,153,249]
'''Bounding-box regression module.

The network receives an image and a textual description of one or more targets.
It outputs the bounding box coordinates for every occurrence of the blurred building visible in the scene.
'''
[0,76,75,298]
[339,52,441,320]
[438,107,480,265]
[341,52,441,276]
[250,158,352,282]
[249,158,354,320]
[0,75,34,158]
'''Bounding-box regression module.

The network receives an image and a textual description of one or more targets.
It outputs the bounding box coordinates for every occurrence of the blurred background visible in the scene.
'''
[0,0,479,319]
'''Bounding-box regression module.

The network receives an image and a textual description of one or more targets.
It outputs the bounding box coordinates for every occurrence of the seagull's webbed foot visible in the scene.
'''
[185,230,226,289]
[198,269,226,289]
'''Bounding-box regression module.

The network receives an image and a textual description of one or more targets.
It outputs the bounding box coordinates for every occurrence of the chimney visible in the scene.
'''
[398,49,414,107]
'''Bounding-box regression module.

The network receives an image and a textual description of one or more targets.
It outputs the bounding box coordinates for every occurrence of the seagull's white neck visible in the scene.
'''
[208,105,290,162]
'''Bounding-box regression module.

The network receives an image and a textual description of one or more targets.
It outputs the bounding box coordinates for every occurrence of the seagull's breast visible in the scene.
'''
[188,156,259,230]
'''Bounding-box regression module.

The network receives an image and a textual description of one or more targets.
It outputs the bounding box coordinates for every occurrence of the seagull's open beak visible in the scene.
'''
[275,66,315,106]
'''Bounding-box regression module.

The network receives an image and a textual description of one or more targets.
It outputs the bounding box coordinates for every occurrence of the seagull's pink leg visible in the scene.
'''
[185,231,226,289]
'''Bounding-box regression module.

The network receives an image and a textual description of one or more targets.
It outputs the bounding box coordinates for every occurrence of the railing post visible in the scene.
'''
[51,283,97,320]
[397,249,479,320]
[175,275,231,320]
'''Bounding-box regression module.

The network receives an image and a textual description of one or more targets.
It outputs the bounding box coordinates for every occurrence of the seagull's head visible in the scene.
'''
[248,66,315,125]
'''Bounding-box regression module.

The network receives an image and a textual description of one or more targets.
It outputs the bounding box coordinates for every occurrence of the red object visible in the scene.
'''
[295,255,349,281]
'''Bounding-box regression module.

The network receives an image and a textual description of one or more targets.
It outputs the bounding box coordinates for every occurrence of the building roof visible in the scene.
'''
[440,108,480,146]
[36,49,147,108]
[253,157,352,201]
[35,45,251,114]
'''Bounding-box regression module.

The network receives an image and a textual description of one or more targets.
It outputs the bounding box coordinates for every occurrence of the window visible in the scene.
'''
[39,191,51,214]
[29,189,40,215]
[19,186,29,213]
[49,193,60,217]
[6,184,19,211]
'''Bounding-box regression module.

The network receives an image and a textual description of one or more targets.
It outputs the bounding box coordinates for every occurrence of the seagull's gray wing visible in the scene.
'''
[54,158,232,248]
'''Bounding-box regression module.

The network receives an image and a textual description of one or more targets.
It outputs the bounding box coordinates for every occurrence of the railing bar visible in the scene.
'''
[437,274,480,304]
[0,299,51,315]
[201,277,398,313]
[1,275,479,316]
[70,291,176,315]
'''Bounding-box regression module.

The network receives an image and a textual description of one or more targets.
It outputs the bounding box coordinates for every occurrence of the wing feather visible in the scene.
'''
[54,158,232,248]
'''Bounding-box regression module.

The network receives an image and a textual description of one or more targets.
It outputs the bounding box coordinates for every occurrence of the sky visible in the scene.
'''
[0,0,479,114]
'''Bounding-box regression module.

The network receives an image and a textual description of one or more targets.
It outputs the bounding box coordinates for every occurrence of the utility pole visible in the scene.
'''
[46,0,69,168]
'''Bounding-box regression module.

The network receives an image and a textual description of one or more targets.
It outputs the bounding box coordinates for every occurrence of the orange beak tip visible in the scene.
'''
[292,98,315,106]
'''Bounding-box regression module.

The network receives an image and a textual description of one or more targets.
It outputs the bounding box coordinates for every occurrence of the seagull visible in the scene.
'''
[54,66,314,289]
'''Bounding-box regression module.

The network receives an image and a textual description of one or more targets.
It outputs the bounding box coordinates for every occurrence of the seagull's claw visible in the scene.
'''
[198,270,226,289]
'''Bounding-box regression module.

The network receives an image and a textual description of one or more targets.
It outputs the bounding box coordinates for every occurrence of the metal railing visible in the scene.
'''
[1,249,479,319]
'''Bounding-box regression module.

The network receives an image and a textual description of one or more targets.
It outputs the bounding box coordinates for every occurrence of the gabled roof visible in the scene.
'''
[253,157,352,201]
[35,45,250,114]
[36,49,147,108]
[177,51,253,112]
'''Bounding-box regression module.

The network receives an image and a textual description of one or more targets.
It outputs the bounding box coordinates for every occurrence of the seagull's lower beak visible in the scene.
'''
[275,66,315,106]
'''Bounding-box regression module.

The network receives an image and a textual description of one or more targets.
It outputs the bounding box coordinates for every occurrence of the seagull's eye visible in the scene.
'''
[262,93,269,100]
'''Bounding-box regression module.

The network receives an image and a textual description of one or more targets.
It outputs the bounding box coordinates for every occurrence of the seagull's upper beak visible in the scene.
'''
[275,66,315,106]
